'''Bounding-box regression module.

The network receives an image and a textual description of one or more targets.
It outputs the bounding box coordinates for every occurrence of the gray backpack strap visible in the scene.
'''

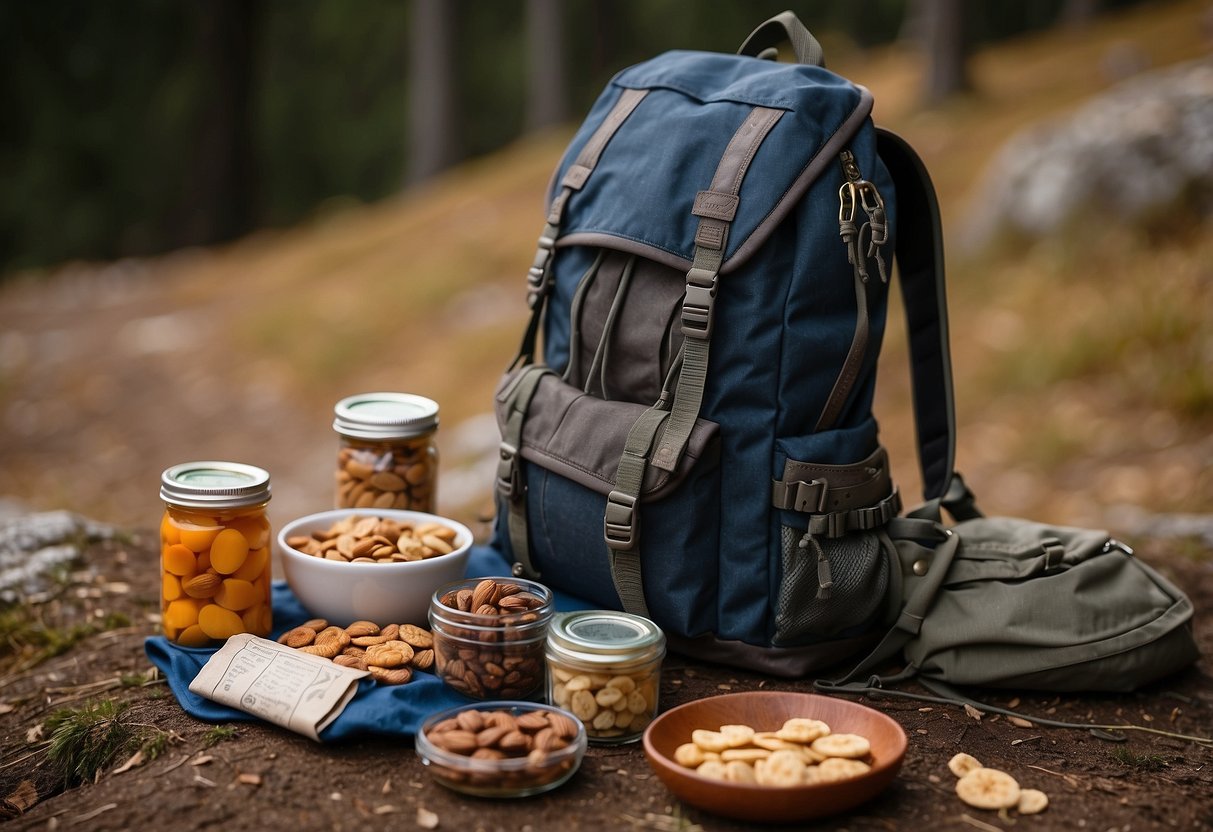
[652,105,785,473]
[604,107,784,616]
[501,89,648,579]
[497,366,553,578]
[737,11,826,67]
[512,88,649,369]
[875,128,964,506]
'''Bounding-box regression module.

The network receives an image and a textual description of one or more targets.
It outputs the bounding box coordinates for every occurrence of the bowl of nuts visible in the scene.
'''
[416,700,587,798]
[277,508,472,626]
[642,691,907,823]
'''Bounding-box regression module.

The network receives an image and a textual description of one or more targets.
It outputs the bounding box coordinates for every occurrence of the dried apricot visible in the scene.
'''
[162,544,197,577]
[198,603,244,640]
[210,528,250,574]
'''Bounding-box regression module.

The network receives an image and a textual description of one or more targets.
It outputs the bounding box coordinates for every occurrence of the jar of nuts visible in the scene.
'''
[428,577,553,700]
[333,392,439,512]
[545,610,665,745]
[159,461,273,647]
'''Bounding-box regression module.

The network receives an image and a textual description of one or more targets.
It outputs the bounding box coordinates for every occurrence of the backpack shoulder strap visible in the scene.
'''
[876,128,976,517]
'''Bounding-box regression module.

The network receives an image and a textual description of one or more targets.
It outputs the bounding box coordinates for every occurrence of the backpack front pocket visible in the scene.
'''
[493,371,721,638]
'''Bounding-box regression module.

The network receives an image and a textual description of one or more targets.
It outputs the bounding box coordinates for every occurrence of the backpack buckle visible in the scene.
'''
[496,442,522,500]
[681,268,718,338]
[526,229,557,308]
[604,490,638,550]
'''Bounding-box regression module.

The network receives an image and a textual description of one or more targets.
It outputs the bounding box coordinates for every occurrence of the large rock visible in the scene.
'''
[0,510,111,603]
[966,57,1213,246]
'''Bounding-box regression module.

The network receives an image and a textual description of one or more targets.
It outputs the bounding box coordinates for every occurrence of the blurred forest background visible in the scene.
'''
[0,0,1150,273]
[0,0,1210,543]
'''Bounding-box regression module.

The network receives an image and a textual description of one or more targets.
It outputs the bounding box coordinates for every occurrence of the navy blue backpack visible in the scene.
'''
[491,12,965,676]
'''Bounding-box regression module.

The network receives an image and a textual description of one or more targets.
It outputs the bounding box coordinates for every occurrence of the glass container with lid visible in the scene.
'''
[545,610,665,744]
[333,392,439,512]
[159,461,273,647]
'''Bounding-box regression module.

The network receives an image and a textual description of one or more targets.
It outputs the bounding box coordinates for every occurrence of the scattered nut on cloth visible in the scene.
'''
[146,546,586,741]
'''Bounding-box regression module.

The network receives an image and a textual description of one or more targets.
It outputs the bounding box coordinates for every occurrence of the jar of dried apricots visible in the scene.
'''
[159,461,272,647]
[332,392,439,512]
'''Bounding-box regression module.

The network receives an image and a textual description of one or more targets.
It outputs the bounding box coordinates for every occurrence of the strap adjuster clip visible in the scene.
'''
[496,442,522,500]
[526,233,557,308]
[604,490,638,551]
[680,268,718,339]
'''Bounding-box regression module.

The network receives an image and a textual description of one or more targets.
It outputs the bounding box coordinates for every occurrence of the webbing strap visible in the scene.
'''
[875,128,958,502]
[497,367,552,579]
[816,525,959,688]
[604,407,670,616]
[513,89,649,369]
[651,105,783,473]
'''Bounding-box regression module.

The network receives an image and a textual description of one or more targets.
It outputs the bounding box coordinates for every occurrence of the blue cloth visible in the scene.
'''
[145,545,586,742]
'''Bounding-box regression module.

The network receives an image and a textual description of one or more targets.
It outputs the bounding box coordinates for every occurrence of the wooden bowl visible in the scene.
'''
[643,691,906,823]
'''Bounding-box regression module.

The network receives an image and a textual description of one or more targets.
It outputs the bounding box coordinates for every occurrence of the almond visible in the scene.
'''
[421,535,453,555]
[410,649,435,670]
[368,665,412,686]
[182,573,222,599]
[397,624,433,649]
[345,620,380,638]
[298,641,339,659]
[471,579,497,611]
[430,728,477,754]
[278,626,317,648]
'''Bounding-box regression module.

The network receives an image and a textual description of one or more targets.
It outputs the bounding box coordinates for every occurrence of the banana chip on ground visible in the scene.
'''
[956,767,1021,810]
[1017,788,1049,815]
[947,752,983,778]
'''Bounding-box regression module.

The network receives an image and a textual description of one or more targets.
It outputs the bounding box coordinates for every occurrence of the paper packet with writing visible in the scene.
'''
[189,633,368,741]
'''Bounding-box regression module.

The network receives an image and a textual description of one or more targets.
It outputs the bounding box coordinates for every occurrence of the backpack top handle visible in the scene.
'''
[737,11,826,68]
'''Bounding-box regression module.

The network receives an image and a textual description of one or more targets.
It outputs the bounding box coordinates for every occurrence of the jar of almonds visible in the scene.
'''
[159,461,273,647]
[545,611,665,745]
[332,392,439,512]
[428,577,554,701]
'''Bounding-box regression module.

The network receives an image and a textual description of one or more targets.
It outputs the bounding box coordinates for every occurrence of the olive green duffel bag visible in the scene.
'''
[820,489,1200,701]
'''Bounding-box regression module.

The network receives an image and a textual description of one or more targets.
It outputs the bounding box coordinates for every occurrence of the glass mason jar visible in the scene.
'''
[428,577,554,700]
[333,392,439,512]
[159,461,272,647]
[545,611,665,744]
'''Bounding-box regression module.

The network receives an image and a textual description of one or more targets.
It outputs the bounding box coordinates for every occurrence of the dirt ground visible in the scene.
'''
[1,524,1211,832]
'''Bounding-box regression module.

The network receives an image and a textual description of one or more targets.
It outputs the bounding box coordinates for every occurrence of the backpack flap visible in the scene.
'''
[897,517,1199,692]
[548,51,874,281]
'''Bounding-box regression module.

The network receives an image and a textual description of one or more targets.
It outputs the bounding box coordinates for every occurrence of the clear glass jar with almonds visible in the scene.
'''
[333,392,439,513]
[159,461,273,647]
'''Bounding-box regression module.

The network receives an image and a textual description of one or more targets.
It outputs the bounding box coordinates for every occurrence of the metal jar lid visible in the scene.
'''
[546,610,665,669]
[333,392,439,440]
[160,461,271,510]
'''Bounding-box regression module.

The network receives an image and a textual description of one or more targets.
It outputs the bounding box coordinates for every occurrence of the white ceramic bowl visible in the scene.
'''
[277,508,473,626]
